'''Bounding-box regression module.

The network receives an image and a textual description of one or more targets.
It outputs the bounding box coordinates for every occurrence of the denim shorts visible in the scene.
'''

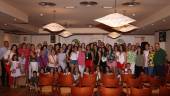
[70,60,77,64]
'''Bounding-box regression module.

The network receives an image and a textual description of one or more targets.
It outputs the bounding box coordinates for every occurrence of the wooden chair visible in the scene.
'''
[101,73,115,80]
[99,86,122,96]
[71,87,94,96]
[149,76,161,89]
[165,74,170,87]
[139,74,151,87]
[121,74,133,83]
[39,74,54,95]
[57,73,74,96]
[159,86,170,96]
[131,87,152,96]
[139,74,150,83]
[79,74,96,87]
[101,78,119,88]
[126,78,142,95]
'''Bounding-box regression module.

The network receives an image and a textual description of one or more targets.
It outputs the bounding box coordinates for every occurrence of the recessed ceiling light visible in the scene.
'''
[38,2,56,7]
[151,24,154,26]
[122,0,140,7]
[40,13,44,16]
[102,6,113,9]
[162,19,166,22]
[132,13,136,16]
[14,18,17,21]
[65,6,76,9]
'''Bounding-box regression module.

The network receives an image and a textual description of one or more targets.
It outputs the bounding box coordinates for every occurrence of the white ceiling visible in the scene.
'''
[0,0,170,35]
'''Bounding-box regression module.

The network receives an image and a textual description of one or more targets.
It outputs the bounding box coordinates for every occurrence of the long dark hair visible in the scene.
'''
[10,44,18,54]
[136,46,143,55]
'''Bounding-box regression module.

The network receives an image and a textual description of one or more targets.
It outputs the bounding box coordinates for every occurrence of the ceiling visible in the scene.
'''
[0,0,170,35]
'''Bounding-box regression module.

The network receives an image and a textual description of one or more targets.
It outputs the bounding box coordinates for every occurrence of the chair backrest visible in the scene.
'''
[58,73,74,87]
[139,74,150,83]
[121,74,133,83]
[131,87,152,96]
[159,86,170,96]
[80,74,96,87]
[149,77,161,88]
[101,78,119,88]
[127,78,142,88]
[99,86,122,96]
[71,87,94,96]
[39,74,54,86]
[166,74,170,83]
[101,73,115,80]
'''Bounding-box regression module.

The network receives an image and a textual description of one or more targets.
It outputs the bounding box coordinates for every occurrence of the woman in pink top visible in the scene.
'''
[77,46,85,77]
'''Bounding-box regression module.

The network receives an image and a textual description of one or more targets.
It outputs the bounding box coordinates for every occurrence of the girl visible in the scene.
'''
[47,48,58,72]
[18,53,26,75]
[95,66,101,85]
[107,45,116,73]
[77,46,85,77]
[148,46,155,76]
[135,46,145,78]
[73,67,80,84]
[85,45,94,73]
[10,54,21,88]
[144,44,150,75]
[64,67,71,75]
[4,44,18,87]
[117,45,126,74]
[84,67,91,75]
[100,47,107,73]
[126,45,136,74]
[93,45,99,70]
[58,48,66,71]
[70,46,78,73]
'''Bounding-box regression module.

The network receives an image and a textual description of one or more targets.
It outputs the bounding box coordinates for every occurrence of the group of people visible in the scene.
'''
[0,40,168,88]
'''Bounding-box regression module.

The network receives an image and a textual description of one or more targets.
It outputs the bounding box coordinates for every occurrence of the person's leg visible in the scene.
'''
[135,65,140,78]
[1,60,6,87]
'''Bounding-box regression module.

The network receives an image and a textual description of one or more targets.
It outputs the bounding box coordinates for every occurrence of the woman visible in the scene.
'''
[47,48,58,72]
[77,46,85,77]
[58,48,66,71]
[81,43,86,52]
[143,44,150,75]
[85,45,94,73]
[117,45,126,74]
[4,44,18,87]
[148,46,155,76]
[93,45,99,70]
[70,46,78,73]
[99,47,107,73]
[38,47,48,71]
[135,46,144,78]
[126,45,136,74]
[18,43,30,74]
[107,45,116,73]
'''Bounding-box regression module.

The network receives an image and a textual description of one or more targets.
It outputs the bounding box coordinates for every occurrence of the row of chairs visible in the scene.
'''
[37,72,170,96]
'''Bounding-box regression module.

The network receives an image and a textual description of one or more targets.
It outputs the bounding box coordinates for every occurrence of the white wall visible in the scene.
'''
[0,30,20,46]
[19,34,155,46]
[166,31,170,61]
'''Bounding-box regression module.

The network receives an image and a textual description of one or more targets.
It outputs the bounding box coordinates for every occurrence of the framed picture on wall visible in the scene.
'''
[50,35,56,43]
[159,31,166,42]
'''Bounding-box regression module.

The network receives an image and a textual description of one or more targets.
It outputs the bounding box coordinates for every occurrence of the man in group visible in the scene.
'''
[0,41,9,87]
[153,43,167,81]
